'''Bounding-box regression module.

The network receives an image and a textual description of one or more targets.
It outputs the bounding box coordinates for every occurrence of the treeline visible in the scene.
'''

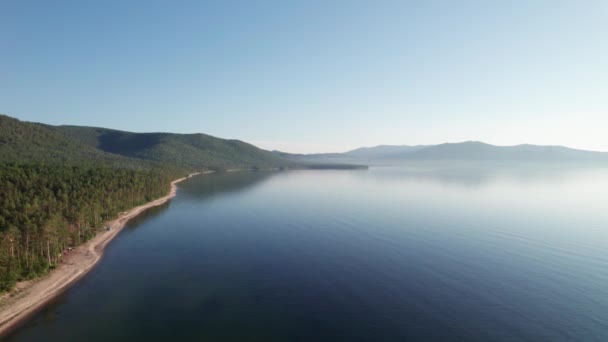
[0,163,178,291]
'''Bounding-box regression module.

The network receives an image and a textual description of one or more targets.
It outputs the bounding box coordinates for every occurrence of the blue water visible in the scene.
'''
[7,165,608,341]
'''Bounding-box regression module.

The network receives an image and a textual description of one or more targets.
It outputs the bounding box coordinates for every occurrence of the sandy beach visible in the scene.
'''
[0,172,204,336]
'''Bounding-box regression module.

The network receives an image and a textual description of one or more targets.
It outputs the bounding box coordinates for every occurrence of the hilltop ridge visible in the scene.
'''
[277,141,608,165]
[0,114,292,170]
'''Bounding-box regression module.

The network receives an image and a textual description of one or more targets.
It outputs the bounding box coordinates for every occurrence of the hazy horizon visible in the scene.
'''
[4,112,608,154]
[2,1,607,153]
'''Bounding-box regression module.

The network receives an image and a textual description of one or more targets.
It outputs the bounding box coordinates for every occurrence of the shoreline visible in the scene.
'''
[0,171,206,337]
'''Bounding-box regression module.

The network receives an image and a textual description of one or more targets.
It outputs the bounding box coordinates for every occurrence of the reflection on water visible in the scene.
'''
[124,201,171,231]
[8,163,608,341]
[177,170,277,200]
[352,161,608,188]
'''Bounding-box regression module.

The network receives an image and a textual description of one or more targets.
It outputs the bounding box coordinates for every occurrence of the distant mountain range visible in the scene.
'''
[276,141,608,165]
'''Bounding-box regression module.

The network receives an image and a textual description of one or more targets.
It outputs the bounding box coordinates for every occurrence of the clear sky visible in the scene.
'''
[1,1,607,153]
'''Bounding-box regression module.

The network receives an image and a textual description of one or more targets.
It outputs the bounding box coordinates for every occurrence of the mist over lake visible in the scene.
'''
[8,164,608,341]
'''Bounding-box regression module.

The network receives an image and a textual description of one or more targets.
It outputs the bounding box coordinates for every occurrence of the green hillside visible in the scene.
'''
[0,115,141,167]
[0,114,293,292]
[0,115,179,291]
[54,125,291,170]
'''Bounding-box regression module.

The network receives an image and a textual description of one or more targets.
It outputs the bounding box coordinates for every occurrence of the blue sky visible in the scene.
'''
[1,1,607,153]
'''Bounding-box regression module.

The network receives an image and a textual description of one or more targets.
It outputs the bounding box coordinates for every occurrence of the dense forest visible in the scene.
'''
[0,164,175,291]
[0,114,298,292]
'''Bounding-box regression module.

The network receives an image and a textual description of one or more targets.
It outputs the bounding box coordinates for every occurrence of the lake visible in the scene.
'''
[7,164,608,341]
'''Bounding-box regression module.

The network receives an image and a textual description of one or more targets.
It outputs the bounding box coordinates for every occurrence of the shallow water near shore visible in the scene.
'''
[7,164,608,341]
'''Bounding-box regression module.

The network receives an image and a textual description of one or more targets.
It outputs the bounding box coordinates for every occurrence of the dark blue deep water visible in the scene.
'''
[7,165,608,341]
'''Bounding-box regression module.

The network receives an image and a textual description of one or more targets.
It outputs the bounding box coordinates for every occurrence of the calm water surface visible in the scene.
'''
[8,164,608,341]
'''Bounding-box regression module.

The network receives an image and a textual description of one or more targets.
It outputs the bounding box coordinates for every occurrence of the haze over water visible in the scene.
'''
[8,164,608,341]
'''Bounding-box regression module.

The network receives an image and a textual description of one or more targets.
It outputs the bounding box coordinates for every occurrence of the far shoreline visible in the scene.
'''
[0,171,207,337]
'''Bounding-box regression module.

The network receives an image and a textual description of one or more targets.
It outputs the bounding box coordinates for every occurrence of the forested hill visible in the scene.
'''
[0,114,292,170]
[0,114,294,292]
[0,114,147,168]
[54,125,288,170]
